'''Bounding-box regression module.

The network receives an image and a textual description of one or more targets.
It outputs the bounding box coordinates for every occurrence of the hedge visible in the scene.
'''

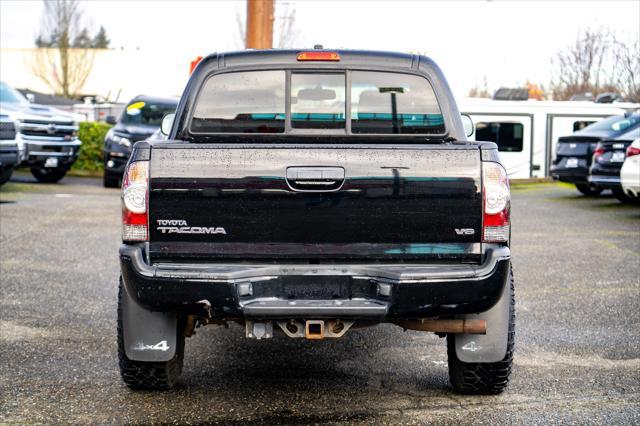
[72,122,112,172]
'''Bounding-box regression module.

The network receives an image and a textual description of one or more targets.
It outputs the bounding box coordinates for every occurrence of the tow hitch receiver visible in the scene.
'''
[246,320,354,339]
[305,320,324,340]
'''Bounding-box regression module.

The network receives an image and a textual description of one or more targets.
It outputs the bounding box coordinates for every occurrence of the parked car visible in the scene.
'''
[551,113,640,195]
[117,49,515,394]
[0,81,81,183]
[102,95,177,187]
[589,125,640,202]
[620,138,640,203]
[0,114,19,186]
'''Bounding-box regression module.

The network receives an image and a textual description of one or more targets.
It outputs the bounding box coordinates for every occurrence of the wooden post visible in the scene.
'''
[246,0,274,49]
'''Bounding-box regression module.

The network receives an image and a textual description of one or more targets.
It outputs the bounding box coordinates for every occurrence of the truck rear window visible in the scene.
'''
[291,73,346,130]
[191,70,286,133]
[190,70,444,135]
[351,71,444,134]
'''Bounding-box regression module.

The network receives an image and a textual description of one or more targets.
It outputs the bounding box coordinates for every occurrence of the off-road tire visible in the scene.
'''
[0,168,13,186]
[103,170,120,188]
[30,167,67,183]
[447,267,515,395]
[575,183,602,196]
[117,279,185,390]
[612,187,640,205]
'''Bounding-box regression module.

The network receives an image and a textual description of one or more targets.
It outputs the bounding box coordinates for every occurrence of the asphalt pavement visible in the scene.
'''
[1,172,639,425]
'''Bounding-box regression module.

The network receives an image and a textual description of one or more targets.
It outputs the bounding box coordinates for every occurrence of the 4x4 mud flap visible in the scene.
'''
[121,284,178,362]
[455,268,511,363]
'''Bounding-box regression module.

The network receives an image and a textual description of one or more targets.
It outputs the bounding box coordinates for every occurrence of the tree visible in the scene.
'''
[468,76,490,98]
[29,0,95,98]
[274,2,298,48]
[550,28,639,101]
[610,36,640,102]
[73,28,91,48]
[92,26,110,49]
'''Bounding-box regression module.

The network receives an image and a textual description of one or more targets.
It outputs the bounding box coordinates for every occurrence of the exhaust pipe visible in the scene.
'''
[396,319,486,334]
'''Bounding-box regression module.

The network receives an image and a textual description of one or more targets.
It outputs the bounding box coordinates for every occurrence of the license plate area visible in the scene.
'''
[44,157,59,168]
[245,276,376,300]
[611,151,625,162]
[566,158,579,168]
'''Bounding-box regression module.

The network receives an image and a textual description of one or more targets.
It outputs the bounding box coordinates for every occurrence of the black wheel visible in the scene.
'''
[447,267,515,395]
[575,183,602,196]
[612,187,640,205]
[30,167,67,183]
[117,279,185,390]
[0,168,13,186]
[103,170,120,188]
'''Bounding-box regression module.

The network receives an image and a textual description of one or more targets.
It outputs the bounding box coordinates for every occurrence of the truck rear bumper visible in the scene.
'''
[119,244,511,320]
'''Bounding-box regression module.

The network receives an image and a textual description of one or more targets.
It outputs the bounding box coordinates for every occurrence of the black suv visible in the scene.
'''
[103,95,177,187]
[589,124,640,202]
[551,113,640,195]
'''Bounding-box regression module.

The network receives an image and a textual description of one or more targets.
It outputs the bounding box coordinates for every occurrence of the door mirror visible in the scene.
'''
[461,114,474,138]
[161,113,175,136]
[105,115,117,125]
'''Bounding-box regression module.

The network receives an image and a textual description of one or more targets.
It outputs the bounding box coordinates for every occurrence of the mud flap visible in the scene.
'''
[121,283,178,362]
[455,269,511,363]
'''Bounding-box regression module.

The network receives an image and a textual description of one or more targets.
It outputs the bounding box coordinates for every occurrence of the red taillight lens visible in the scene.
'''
[626,146,640,157]
[122,161,149,241]
[297,51,340,61]
[594,146,605,158]
[482,162,510,243]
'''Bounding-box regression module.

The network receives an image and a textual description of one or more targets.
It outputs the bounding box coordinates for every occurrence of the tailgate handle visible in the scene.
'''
[286,167,345,192]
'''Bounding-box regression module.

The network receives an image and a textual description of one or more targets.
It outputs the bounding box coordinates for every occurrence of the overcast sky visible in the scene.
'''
[1,0,638,95]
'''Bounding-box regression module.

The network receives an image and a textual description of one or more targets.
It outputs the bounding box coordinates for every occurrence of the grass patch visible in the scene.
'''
[510,181,573,192]
[67,169,103,178]
[0,181,52,194]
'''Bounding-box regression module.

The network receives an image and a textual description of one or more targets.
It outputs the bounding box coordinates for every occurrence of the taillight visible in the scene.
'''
[626,144,640,157]
[482,162,510,243]
[593,145,605,158]
[122,161,149,241]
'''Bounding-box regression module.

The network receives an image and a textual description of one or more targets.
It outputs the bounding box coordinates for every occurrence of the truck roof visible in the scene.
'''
[200,49,418,70]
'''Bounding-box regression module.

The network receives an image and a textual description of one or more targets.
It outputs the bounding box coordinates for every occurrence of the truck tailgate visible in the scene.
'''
[148,144,482,263]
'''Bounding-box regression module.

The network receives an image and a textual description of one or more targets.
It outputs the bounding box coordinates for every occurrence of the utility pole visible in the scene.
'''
[246,0,274,49]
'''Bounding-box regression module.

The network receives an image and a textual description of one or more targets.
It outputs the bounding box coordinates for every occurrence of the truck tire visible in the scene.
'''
[0,168,13,186]
[30,167,67,183]
[575,183,602,196]
[117,280,185,390]
[447,267,515,395]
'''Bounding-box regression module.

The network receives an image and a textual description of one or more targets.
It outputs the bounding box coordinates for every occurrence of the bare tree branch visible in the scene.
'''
[29,0,95,98]
[550,27,617,100]
[550,27,640,101]
[611,36,640,102]
[275,2,298,49]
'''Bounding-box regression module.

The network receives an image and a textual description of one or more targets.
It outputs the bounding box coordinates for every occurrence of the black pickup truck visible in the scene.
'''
[117,49,514,394]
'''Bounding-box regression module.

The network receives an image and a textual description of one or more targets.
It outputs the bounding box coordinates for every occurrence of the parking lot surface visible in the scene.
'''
[1,173,639,425]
